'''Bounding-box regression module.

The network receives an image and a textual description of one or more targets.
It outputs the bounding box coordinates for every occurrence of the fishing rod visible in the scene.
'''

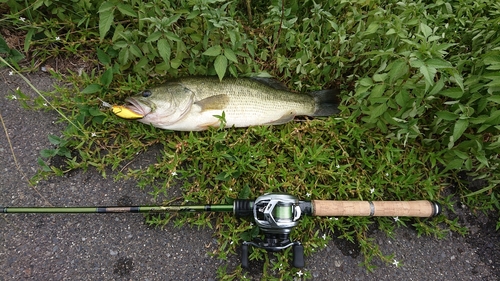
[1,193,441,268]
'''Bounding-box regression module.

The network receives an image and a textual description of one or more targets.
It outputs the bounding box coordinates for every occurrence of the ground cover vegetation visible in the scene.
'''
[1,0,499,279]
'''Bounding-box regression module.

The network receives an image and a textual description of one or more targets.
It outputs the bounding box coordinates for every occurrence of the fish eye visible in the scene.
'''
[142,90,152,97]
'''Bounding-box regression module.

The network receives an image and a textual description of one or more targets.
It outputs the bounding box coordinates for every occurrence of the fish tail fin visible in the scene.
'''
[309,89,340,116]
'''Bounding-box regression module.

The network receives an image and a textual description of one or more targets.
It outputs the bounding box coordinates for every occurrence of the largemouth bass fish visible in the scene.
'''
[116,77,339,131]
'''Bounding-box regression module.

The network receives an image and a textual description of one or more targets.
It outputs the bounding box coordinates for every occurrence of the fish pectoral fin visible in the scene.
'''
[196,120,221,130]
[264,111,296,125]
[194,94,230,112]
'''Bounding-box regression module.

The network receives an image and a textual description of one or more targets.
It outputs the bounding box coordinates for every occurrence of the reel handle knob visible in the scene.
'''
[292,243,304,268]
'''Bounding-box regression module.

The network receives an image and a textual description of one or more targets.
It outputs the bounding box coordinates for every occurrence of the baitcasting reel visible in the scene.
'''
[234,193,305,268]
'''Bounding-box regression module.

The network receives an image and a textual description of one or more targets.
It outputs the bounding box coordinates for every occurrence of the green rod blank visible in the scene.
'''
[1,205,234,214]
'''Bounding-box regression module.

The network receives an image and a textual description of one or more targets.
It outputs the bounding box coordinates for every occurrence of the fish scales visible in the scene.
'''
[118,76,339,131]
[181,78,315,125]
[184,78,313,112]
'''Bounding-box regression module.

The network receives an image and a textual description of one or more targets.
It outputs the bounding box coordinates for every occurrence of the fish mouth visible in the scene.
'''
[124,97,152,117]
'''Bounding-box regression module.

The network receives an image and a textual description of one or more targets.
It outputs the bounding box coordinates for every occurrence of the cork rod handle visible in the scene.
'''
[311,200,441,217]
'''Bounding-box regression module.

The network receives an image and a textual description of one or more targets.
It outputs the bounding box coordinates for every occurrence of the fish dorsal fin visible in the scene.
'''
[250,77,289,91]
[194,94,230,111]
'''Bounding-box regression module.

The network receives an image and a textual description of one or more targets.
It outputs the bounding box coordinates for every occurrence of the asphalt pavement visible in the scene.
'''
[1,69,498,280]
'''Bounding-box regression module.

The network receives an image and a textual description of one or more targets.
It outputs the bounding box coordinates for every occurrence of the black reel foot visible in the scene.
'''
[241,234,304,268]
[241,243,249,269]
[292,243,304,268]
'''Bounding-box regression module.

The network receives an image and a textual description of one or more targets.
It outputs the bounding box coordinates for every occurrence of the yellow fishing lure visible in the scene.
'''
[111,105,144,119]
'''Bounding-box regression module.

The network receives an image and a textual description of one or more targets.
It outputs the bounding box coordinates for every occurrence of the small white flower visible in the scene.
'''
[296,270,303,277]
[394,216,399,222]
[229,188,232,191]
[392,259,399,266]
[230,241,233,245]
[171,171,178,176]
[9,71,13,76]
[55,36,60,41]
[43,103,48,107]
[91,132,97,137]
[322,233,327,240]
[308,161,311,164]
[385,173,389,177]
[19,17,26,22]
[306,192,311,197]
[370,188,375,194]
[336,164,340,168]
